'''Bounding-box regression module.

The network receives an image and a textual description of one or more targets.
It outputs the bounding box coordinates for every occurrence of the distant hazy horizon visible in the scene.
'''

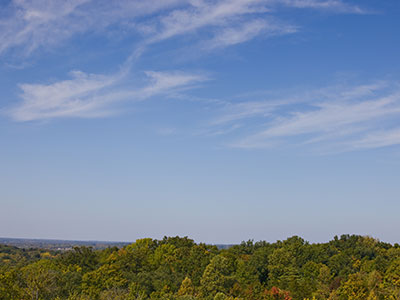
[1,234,398,247]
[1,0,400,245]
[1,231,399,247]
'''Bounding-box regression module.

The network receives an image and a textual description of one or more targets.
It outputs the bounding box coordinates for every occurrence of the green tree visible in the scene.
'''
[20,259,61,300]
[336,273,368,300]
[200,255,234,298]
[178,277,195,296]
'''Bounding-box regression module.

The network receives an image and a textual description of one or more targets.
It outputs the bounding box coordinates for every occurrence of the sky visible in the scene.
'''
[1,0,400,245]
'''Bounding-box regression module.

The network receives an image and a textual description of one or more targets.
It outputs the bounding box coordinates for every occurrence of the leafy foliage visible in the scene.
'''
[1,235,399,300]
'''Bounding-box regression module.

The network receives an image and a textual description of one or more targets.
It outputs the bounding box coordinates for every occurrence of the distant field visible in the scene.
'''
[0,237,233,250]
[0,237,131,250]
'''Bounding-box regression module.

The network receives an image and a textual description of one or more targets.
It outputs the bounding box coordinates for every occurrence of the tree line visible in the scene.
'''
[1,235,400,300]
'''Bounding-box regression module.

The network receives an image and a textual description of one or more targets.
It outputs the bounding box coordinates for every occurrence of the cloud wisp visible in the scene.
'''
[209,82,400,152]
[145,0,270,44]
[8,69,206,122]
[0,0,366,57]
[203,19,297,50]
[0,0,184,56]
[2,0,368,123]
[142,0,363,49]
[275,0,367,13]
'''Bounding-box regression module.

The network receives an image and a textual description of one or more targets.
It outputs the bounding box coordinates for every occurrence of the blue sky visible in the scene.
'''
[1,0,400,244]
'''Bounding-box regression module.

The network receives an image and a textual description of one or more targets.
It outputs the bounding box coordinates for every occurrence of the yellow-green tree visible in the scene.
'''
[178,277,195,297]
[20,260,61,300]
[200,255,234,299]
[336,273,368,300]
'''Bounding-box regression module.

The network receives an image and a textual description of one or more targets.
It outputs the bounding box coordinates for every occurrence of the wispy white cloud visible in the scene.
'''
[140,71,207,98]
[200,123,243,136]
[8,69,206,121]
[275,0,367,13]
[203,19,297,50]
[211,101,282,125]
[209,82,400,152]
[350,129,400,150]
[9,70,120,121]
[1,0,370,124]
[253,96,399,139]
[145,0,364,45]
[0,0,366,57]
[0,0,183,56]
[146,0,269,43]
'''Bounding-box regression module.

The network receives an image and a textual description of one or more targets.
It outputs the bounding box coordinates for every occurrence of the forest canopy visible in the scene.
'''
[1,235,400,300]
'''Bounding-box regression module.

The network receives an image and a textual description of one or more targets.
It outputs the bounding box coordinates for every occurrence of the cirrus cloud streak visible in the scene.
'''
[8,69,207,121]
[208,81,400,152]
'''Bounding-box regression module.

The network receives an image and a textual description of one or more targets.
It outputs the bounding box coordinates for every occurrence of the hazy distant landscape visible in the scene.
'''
[0,237,131,251]
[0,237,233,251]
